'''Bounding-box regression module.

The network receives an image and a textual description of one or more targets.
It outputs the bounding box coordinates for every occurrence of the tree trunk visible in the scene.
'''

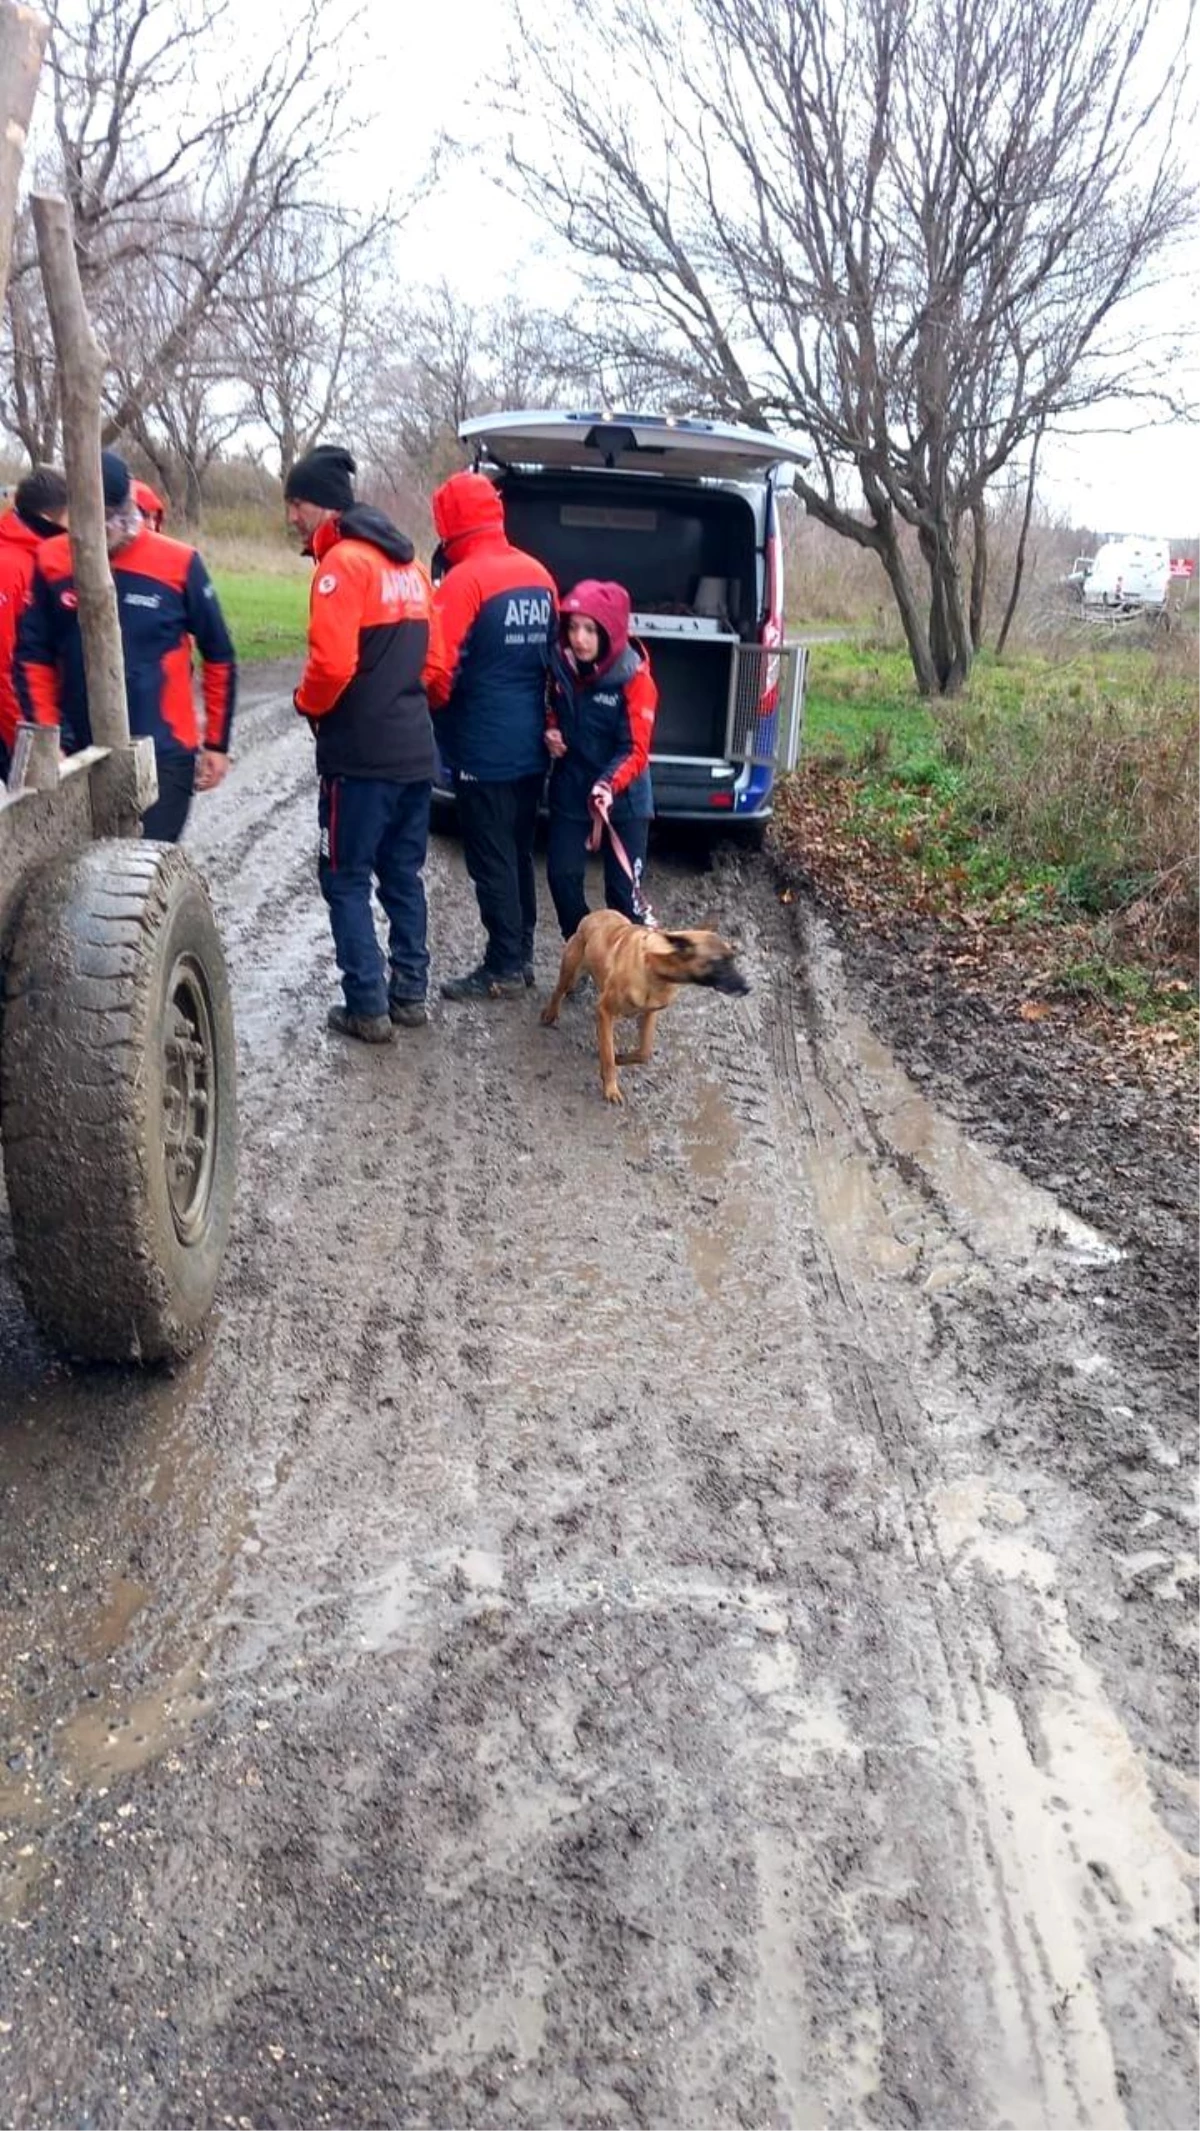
[919,522,972,695]
[877,526,939,697]
[0,2,46,315]
[969,500,988,652]
[182,455,204,526]
[31,192,129,753]
[996,430,1043,658]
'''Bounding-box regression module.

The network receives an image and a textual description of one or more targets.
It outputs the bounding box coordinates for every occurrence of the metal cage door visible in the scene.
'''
[724,642,808,769]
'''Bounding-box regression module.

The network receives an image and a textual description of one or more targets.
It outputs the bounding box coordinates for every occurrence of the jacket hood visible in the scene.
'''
[0,508,48,552]
[133,479,165,520]
[314,504,415,565]
[560,579,631,675]
[431,470,504,549]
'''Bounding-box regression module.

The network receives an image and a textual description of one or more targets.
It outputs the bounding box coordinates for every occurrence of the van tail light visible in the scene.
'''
[709,791,735,809]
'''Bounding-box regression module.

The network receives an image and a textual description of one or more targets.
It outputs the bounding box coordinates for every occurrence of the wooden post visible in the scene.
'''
[31,191,131,754]
[0,2,45,315]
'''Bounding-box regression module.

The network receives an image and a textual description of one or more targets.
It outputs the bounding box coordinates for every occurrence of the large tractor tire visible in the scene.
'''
[1,843,237,1362]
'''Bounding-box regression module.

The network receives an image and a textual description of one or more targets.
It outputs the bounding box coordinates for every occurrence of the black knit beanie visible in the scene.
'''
[101,449,131,509]
[284,445,356,512]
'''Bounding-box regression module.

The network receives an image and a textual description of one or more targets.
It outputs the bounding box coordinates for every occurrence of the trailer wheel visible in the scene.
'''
[1,843,237,1362]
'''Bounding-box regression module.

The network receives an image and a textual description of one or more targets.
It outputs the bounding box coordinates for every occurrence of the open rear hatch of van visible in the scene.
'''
[458,412,810,821]
[462,409,809,482]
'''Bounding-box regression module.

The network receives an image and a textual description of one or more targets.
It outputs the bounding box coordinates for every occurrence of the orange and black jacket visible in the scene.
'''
[547,579,657,823]
[295,505,442,783]
[0,507,58,766]
[15,526,236,757]
[427,471,557,782]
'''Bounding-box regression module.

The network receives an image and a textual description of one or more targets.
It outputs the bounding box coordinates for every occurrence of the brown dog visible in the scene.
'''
[540,910,749,1103]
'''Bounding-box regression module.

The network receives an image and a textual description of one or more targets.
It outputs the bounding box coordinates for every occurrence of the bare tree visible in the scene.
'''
[227,205,390,478]
[507,0,1196,695]
[358,282,680,499]
[1,220,58,458]
[4,0,387,466]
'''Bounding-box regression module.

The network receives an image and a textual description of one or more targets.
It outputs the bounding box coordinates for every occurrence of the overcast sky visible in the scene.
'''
[51,0,1199,539]
[362,0,1198,541]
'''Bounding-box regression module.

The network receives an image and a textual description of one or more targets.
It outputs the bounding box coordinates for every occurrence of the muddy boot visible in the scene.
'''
[440,966,525,1002]
[327,1004,395,1044]
[389,997,429,1029]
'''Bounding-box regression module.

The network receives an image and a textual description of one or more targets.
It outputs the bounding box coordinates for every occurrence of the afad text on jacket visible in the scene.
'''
[427,471,557,783]
[295,504,441,782]
[15,525,236,757]
[548,578,657,822]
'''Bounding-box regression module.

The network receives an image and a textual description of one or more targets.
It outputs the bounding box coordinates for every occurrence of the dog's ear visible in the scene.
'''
[663,931,697,958]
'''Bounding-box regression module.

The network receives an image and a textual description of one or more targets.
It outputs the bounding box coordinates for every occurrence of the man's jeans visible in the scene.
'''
[318,775,431,1016]
[454,770,543,977]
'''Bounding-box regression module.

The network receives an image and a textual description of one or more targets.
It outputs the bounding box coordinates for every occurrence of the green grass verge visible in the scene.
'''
[793,637,1198,1015]
[213,568,309,662]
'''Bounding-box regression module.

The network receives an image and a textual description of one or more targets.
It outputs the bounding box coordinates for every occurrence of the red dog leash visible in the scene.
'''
[587,790,658,929]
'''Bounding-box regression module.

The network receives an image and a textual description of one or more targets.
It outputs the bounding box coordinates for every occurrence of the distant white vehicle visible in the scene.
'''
[1076,535,1171,613]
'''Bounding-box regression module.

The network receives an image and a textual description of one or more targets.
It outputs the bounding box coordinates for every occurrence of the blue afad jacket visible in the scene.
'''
[547,579,657,823]
[16,525,236,758]
[427,471,556,781]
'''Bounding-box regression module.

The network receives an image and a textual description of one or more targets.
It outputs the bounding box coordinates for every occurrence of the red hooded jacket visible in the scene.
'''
[547,579,657,822]
[427,471,557,782]
[0,509,49,763]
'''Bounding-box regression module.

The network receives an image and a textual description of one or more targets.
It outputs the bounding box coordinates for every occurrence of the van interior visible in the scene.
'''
[500,470,762,760]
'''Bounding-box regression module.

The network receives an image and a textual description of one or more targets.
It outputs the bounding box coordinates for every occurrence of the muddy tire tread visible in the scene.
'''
[1,843,237,1361]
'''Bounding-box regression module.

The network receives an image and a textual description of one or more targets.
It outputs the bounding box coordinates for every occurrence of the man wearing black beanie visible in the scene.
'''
[286,445,445,1044]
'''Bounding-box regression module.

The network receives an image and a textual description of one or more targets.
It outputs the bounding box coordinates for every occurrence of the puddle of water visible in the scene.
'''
[847,1015,1123,1269]
[929,1475,1199,2061]
[686,1191,752,1300]
[803,1085,921,1276]
[930,1481,1057,1592]
[57,1659,212,1784]
[79,1575,149,1663]
[682,1079,741,1182]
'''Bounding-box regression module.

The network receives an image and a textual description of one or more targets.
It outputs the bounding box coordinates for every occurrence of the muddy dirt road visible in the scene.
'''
[1,677,1196,2128]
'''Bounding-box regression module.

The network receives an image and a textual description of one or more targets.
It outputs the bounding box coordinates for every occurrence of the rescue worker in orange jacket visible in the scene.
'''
[0,464,68,783]
[15,450,235,841]
[426,470,557,1000]
[286,444,444,1044]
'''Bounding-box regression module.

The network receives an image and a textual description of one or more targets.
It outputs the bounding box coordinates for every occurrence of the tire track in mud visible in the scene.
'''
[739,894,1196,2130]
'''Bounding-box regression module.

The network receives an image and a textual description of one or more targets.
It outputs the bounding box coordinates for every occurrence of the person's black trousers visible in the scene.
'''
[142,750,197,842]
[454,771,544,977]
[546,809,651,939]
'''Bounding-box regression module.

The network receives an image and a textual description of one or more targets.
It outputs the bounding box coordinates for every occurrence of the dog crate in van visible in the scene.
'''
[453,411,810,834]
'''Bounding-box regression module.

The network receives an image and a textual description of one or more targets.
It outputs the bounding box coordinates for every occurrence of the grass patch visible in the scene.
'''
[213,567,309,661]
[780,634,1198,1085]
[1049,959,1199,1031]
[802,642,936,769]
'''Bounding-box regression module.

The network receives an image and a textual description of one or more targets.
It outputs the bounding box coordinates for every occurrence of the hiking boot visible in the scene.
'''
[439,965,525,1002]
[389,997,429,1028]
[327,1004,394,1044]
[523,964,535,988]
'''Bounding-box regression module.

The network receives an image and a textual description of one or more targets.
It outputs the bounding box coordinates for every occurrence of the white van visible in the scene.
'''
[1079,536,1171,613]
[440,410,811,838]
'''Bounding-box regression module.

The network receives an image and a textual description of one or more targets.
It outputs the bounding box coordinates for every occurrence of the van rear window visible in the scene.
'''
[560,504,658,533]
